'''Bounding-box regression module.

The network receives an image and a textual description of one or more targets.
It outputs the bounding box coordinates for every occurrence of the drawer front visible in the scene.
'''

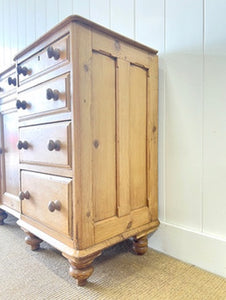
[19,121,71,168]
[0,70,17,97]
[18,34,70,84]
[21,171,72,236]
[17,73,70,119]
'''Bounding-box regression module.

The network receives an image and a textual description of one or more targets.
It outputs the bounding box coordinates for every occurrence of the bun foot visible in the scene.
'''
[22,229,43,250]
[0,209,8,225]
[133,235,148,255]
[63,251,101,286]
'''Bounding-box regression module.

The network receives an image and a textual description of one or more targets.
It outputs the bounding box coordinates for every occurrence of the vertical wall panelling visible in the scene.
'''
[135,0,165,221]
[35,0,47,38]
[110,0,134,39]
[58,0,73,22]
[10,0,18,58]
[17,0,27,54]
[90,0,110,27]
[165,0,203,230]
[25,0,36,45]
[73,0,90,18]
[135,0,164,52]
[203,0,226,239]
[46,0,59,31]
[0,0,4,68]
[0,0,226,278]
[3,0,11,67]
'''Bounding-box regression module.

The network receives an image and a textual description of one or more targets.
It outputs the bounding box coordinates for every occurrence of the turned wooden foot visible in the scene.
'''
[0,209,8,225]
[23,229,43,250]
[63,251,101,286]
[133,235,148,255]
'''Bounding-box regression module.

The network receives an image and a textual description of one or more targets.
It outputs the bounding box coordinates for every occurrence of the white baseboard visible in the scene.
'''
[148,222,226,278]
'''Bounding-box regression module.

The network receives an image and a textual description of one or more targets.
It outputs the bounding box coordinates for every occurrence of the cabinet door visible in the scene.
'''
[0,106,20,212]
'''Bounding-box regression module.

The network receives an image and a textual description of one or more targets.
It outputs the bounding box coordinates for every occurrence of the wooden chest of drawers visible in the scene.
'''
[0,15,159,286]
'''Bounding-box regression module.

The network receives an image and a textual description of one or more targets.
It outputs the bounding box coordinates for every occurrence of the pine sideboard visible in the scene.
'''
[0,15,159,286]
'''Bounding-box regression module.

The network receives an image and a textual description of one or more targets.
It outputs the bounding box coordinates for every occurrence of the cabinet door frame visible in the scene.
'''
[0,100,20,213]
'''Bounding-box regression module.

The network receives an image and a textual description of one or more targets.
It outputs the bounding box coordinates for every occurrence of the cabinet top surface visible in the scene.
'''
[14,15,158,61]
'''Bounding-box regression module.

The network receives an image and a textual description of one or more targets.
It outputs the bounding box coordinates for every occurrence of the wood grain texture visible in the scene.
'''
[1,17,159,286]
[92,51,116,222]
[129,64,147,210]
[116,59,130,217]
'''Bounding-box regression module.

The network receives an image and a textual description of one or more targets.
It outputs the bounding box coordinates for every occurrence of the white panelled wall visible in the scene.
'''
[0,0,225,277]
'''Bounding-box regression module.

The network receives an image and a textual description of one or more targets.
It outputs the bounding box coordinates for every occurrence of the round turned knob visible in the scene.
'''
[16,100,28,110]
[19,191,30,200]
[47,140,61,151]
[48,200,61,212]
[46,88,59,101]
[17,65,29,76]
[8,77,16,86]
[47,46,60,60]
[0,87,3,92]
[0,148,3,154]
[17,140,29,150]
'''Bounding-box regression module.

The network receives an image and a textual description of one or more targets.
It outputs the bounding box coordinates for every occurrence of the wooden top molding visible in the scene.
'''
[14,15,158,61]
[0,64,15,76]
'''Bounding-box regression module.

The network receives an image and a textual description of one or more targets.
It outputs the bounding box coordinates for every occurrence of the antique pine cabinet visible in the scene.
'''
[0,16,159,286]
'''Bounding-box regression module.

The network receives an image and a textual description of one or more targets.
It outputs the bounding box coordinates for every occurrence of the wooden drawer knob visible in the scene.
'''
[8,77,16,86]
[17,140,29,150]
[17,65,29,76]
[48,200,61,212]
[19,191,30,200]
[47,46,60,60]
[0,87,3,92]
[0,148,3,154]
[16,100,28,110]
[46,88,59,101]
[47,140,61,151]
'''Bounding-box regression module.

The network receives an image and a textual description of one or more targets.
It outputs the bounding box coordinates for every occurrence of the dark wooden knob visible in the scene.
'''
[19,191,30,200]
[47,140,61,151]
[16,100,28,110]
[17,140,29,150]
[46,88,59,101]
[48,200,61,212]
[0,87,3,92]
[8,77,16,86]
[17,65,29,76]
[47,46,60,60]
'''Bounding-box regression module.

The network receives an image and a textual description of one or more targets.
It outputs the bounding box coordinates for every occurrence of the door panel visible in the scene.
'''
[92,52,116,222]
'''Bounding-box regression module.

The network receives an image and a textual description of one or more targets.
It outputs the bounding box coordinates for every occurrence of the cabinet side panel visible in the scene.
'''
[92,52,117,221]
[148,56,158,221]
[129,65,147,210]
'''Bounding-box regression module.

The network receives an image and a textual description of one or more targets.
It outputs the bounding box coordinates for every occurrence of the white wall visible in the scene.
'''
[0,0,225,278]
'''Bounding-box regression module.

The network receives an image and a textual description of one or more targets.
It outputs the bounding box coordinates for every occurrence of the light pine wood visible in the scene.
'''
[21,171,72,236]
[17,72,70,119]
[1,16,159,286]
[72,24,95,249]
[18,34,70,86]
[116,59,130,217]
[0,66,20,214]
[92,51,117,222]
[63,251,101,286]
[19,121,71,168]
[129,64,147,210]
